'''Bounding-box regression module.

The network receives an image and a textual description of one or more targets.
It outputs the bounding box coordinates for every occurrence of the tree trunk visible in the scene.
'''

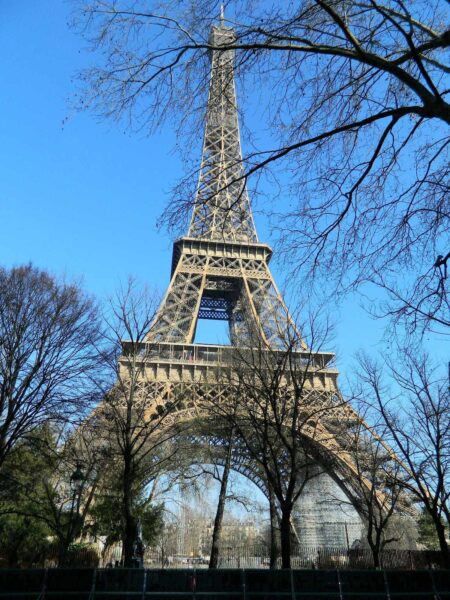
[268,486,280,569]
[58,533,71,568]
[365,516,382,569]
[434,516,450,568]
[280,508,292,569]
[122,451,137,568]
[369,541,381,569]
[209,438,233,568]
[8,545,20,568]
[58,507,78,568]
[123,507,138,567]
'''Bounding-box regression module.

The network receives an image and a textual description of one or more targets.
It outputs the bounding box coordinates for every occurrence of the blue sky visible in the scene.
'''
[1,2,446,380]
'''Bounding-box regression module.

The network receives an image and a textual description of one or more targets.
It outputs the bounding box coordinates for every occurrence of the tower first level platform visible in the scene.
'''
[121,340,338,392]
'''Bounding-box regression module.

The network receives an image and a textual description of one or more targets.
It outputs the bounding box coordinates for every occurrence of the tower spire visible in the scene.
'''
[188,19,258,243]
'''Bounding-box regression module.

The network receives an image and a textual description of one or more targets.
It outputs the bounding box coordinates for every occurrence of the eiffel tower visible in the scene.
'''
[146,20,300,350]
[119,16,374,537]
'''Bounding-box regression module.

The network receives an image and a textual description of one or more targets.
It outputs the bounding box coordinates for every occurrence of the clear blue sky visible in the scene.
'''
[1,2,446,378]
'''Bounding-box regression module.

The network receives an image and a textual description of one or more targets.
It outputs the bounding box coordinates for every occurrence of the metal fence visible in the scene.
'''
[2,545,447,571]
[140,547,448,570]
[1,567,450,599]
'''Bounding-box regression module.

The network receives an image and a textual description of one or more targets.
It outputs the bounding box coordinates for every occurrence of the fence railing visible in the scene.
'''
[1,545,447,570]
[0,567,450,599]
[140,547,447,570]
[120,342,334,369]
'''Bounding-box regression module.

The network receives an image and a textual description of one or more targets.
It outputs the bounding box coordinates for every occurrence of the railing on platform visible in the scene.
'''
[120,342,335,369]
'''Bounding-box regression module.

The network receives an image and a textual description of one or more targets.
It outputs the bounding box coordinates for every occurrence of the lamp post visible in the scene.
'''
[58,463,85,566]
[70,463,85,497]
[70,462,85,532]
[61,462,85,566]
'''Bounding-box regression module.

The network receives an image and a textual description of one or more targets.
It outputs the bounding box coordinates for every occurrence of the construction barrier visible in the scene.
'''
[0,568,450,599]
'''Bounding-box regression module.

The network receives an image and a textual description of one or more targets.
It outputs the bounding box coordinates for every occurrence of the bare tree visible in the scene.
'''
[267,483,281,569]
[0,264,103,472]
[92,279,181,567]
[167,421,251,568]
[203,424,235,569]
[73,1,450,332]
[357,349,450,567]
[214,314,349,568]
[340,410,407,567]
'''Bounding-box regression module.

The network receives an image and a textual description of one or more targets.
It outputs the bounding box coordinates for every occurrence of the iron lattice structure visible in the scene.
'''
[145,22,297,350]
[188,23,257,243]
[118,18,387,512]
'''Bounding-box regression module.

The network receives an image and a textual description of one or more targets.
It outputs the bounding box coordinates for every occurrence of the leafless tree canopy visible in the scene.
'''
[92,279,181,567]
[0,265,103,470]
[340,412,406,566]
[73,0,450,332]
[357,349,450,565]
[210,312,351,568]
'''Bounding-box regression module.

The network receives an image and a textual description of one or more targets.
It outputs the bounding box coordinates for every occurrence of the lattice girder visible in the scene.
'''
[172,431,269,497]
[111,355,383,510]
[188,24,257,243]
[146,239,302,348]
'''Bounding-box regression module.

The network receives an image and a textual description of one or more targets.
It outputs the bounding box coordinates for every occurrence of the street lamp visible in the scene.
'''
[70,462,85,535]
[70,463,85,494]
[69,462,85,531]
[60,463,85,567]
